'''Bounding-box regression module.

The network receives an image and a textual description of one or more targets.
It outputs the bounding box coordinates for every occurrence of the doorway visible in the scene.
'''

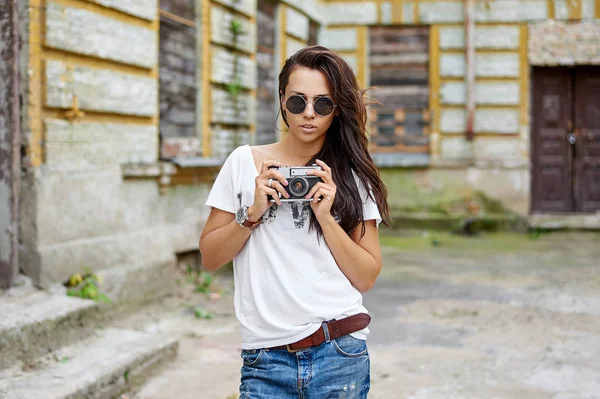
[531,66,600,213]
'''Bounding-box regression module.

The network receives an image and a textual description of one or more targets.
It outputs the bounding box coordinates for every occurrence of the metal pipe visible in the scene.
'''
[465,0,475,141]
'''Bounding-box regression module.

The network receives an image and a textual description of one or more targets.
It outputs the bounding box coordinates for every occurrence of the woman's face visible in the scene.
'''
[281,66,336,145]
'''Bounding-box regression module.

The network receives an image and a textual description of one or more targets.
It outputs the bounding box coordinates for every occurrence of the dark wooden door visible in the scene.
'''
[531,66,600,213]
[574,67,600,212]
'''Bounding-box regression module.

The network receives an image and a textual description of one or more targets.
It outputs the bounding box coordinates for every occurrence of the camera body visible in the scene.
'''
[268,165,322,202]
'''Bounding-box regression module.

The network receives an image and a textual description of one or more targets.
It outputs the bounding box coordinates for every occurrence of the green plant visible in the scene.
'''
[182,264,217,295]
[194,306,213,319]
[64,267,111,304]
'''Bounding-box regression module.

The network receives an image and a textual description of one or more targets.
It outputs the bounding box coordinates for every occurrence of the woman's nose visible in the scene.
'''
[303,102,315,118]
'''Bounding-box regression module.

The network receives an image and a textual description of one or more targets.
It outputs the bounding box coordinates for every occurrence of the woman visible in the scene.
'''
[199,45,390,398]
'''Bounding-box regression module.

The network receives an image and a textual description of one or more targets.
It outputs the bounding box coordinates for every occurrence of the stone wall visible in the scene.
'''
[529,20,600,66]
[20,0,212,296]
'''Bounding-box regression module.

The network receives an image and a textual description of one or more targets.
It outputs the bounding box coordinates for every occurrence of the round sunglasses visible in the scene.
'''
[285,95,337,117]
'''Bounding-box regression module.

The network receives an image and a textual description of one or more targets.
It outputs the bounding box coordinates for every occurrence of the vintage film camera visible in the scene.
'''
[268,165,323,202]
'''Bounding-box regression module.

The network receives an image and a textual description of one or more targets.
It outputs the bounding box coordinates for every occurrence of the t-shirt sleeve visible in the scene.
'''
[204,148,239,214]
[355,174,382,229]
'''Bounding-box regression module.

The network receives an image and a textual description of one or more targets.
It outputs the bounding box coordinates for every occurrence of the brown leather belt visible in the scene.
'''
[270,313,371,353]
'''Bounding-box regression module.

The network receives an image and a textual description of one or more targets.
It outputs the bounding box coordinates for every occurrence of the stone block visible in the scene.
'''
[324,2,378,25]
[211,88,255,125]
[211,7,256,53]
[440,82,520,105]
[439,26,520,50]
[554,0,569,19]
[46,2,157,69]
[45,61,157,116]
[529,20,600,66]
[341,54,358,73]
[88,0,157,20]
[281,0,326,25]
[475,0,547,22]
[1,327,178,398]
[212,0,256,17]
[211,47,256,89]
[474,137,523,162]
[34,227,174,285]
[45,119,158,168]
[30,166,145,247]
[287,37,306,58]
[403,2,415,23]
[419,2,463,23]
[582,0,595,19]
[320,28,357,51]
[380,2,393,24]
[286,7,309,41]
[440,109,520,134]
[440,137,474,160]
[161,137,201,158]
[211,126,250,158]
[440,53,520,78]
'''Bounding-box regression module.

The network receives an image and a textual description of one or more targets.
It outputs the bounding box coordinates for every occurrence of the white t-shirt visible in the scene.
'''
[205,145,382,349]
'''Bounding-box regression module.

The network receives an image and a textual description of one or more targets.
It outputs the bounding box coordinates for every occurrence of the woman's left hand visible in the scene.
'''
[305,159,337,222]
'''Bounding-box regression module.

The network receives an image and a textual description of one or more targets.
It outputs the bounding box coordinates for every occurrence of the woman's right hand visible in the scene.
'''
[249,160,290,220]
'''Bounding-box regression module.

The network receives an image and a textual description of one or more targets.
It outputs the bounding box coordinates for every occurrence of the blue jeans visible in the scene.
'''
[239,334,370,398]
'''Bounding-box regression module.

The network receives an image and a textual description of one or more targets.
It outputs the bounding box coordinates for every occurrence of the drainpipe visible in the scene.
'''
[465,0,475,141]
[0,0,21,288]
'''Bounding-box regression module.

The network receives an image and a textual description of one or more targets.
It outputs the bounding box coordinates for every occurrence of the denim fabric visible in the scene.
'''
[239,334,370,398]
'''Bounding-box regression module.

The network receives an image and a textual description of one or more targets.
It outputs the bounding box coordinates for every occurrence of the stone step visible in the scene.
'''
[0,328,179,399]
[0,289,103,370]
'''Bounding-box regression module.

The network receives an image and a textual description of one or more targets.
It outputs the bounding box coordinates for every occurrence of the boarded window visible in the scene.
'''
[369,26,429,154]
[256,0,277,145]
[308,20,319,47]
[159,0,199,158]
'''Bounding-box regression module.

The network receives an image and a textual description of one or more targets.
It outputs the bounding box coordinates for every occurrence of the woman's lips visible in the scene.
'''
[300,124,317,133]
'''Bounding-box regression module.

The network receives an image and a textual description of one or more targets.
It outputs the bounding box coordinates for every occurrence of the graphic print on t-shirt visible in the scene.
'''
[262,204,278,224]
[290,202,311,229]
[237,191,278,224]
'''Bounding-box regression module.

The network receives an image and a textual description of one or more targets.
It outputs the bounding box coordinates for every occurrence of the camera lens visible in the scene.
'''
[288,177,309,197]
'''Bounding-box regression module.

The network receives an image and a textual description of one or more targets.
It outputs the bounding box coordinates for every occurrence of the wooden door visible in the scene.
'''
[574,67,600,212]
[531,66,600,213]
[368,26,429,154]
[531,67,572,213]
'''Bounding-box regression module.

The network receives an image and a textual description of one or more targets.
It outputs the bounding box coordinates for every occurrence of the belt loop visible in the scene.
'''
[322,321,331,343]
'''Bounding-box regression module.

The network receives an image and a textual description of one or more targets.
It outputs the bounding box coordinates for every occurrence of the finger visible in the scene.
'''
[263,186,283,205]
[306,169,333,185]
[268,179,290,199]
[261,160,282,173]
[261,169,288,186]
[315,188,333,202]
[315,159,331,173]
[304,182,325,199]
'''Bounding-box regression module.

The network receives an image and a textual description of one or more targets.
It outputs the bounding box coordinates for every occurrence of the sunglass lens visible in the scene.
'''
[315,97,334,116]
[286,96,306,114]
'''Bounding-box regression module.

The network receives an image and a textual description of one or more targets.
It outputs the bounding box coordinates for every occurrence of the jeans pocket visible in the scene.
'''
[332,335,368,358]
[241,349,264,366]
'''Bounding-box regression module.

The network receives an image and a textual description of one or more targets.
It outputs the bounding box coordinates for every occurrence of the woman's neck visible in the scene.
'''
[278,134,324,165]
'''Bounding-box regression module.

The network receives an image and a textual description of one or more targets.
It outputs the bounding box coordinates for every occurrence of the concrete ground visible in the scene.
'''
[116,230,600,399]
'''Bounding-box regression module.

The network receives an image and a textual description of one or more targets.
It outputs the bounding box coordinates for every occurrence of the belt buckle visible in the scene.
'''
[286,344,304,353]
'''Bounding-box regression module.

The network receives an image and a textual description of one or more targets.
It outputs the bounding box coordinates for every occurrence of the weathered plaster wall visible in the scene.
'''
[20,0,215,295]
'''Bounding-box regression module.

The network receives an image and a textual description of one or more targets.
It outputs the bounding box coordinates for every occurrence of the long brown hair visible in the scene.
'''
[279,45,391,237]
